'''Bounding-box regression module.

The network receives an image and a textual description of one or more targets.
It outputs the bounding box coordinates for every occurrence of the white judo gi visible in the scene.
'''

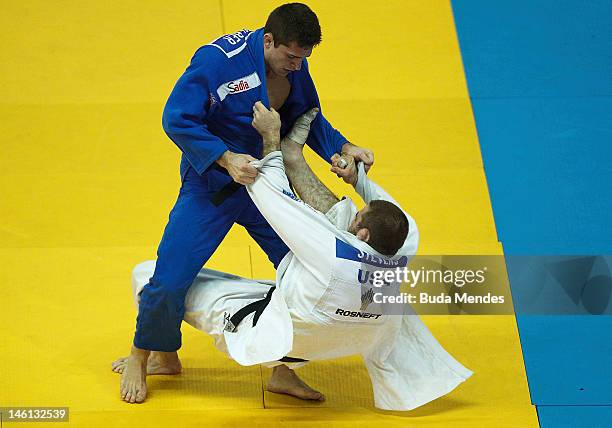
[132,152,472,411]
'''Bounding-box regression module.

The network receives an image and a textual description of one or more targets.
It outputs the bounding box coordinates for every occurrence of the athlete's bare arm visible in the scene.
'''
[281,140,339,213]
[252,102,282,155]
[252,102,352,214]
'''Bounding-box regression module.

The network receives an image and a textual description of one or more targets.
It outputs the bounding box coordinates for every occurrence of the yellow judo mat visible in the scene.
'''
[0,0,538,426]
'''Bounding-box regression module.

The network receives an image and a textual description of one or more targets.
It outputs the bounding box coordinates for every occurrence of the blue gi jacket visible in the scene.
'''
[162,28,348,182]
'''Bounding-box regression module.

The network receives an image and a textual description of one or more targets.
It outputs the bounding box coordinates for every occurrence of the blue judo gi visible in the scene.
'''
[134,28,348,351]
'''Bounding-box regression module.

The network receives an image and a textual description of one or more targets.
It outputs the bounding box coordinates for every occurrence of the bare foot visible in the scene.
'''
[266,365,325,401]
[119,346,149,404]
[112,351,182,375]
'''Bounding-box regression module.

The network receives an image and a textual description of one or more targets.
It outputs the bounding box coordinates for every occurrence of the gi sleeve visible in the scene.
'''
[162,46,229,175]
[354,162,399,205]
[305,111,347,163]
[297,59,348,162]
[354,163,420,258]
[246,151,339,285]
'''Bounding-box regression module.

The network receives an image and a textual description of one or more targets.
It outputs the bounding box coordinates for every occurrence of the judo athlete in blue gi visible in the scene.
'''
[120,3,374,403]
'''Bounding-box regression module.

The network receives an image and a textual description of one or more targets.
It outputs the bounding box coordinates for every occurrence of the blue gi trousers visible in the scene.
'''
[134,166,289,351]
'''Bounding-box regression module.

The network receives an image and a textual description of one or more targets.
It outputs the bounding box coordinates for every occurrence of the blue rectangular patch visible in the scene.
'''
[335,238,407,268]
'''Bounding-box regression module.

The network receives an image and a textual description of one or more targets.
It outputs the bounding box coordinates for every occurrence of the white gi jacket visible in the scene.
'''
[132,152,472,411]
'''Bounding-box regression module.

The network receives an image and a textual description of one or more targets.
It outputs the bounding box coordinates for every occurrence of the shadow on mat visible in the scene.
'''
[143,359,472,416]
[372,396,475,417]
[145,366,261,400]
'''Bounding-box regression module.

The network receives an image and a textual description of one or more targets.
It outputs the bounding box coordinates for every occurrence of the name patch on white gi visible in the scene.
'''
[217,72,261,102]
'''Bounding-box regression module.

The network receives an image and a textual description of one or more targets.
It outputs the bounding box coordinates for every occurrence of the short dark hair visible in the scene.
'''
[359,200,409,256]
[264,3,322,48]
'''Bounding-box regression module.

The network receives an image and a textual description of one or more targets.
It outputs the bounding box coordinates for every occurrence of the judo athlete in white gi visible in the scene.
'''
[113,104,472,410]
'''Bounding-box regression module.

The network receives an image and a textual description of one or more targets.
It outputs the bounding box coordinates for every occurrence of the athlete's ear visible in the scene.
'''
[356,228,370,243]
[263,33,274,48]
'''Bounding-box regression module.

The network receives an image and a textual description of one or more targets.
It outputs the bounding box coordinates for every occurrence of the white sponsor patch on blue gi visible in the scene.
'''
[216,72,261,101]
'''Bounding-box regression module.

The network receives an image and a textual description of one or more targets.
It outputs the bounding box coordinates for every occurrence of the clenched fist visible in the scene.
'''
[217,151,258,185]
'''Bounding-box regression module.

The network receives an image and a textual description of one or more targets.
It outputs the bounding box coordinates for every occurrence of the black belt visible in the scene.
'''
[279,356,308,363]
[223,286,308,364]
[224,286,276,333]
[211,181,243,207]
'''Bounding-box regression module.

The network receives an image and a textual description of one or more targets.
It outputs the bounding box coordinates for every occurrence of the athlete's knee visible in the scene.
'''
[144,275,192,299]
